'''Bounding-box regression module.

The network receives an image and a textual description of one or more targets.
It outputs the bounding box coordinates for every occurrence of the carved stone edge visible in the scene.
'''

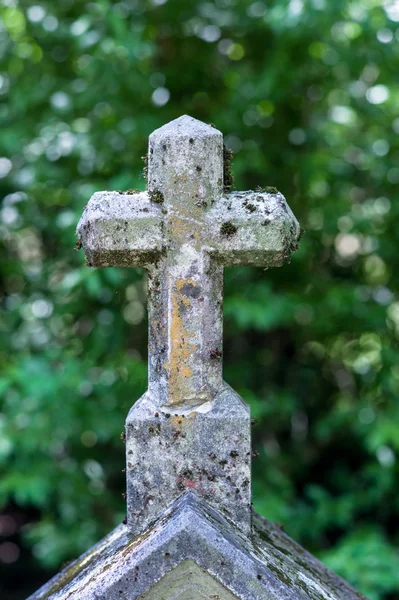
[26,494,368,600]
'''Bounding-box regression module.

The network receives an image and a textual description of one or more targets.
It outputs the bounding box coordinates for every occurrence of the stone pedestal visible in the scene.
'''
[126,386,251,537]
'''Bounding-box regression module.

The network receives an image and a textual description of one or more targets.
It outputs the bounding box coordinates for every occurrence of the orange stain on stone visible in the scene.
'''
[166,277,198,405]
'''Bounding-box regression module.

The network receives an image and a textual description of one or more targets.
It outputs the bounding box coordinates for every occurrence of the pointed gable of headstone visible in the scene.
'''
[27,116,367,600]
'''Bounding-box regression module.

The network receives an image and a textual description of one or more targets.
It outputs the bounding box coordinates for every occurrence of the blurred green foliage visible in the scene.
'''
[0,0,398,598]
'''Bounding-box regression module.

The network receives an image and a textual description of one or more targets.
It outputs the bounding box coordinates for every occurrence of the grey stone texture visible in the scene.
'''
[27,116,367,600]
[126,385,250,538]
[139,560,239,599]
[27,494,366,600]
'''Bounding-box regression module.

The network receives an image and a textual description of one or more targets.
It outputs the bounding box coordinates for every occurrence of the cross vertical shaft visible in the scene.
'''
[146,117,224,407]
[148,259,223,407]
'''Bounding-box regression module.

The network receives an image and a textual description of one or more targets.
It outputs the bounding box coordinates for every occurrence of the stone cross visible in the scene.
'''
[77,115,300,538]
[29,116,364,600]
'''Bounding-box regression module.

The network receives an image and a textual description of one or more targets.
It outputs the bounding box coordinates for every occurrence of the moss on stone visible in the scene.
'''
[39,539,111,600]
[149,189,164,204]
[266,563,293,587]
[142,154,148,180]
[124,188,142,194]
[223,145,234,193]
[87,247,163,268]
[220,221,238,236]
[256,185,278,194]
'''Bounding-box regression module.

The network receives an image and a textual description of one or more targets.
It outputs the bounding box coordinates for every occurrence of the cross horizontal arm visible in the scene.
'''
[205,190,300,267]
[76,191,164,268]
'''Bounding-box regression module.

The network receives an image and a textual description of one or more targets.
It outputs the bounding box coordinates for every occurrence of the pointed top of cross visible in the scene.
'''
[150,114,221,139]
[147,114,223,220]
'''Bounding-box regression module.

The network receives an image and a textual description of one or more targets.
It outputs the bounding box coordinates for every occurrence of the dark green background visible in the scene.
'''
[1,1,398,598]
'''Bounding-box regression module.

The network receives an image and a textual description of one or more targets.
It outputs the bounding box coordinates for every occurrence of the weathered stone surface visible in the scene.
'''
[77,191,163,268]
[139,560,239,599]
[77,116,299,410]
[27,494,367,600]
[126,384,251,538]
[207,190,299,267]
[76,116,300,536]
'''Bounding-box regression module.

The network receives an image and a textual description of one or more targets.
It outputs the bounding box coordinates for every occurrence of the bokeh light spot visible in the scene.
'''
[366,85,389,104]
[151,87,170,107]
